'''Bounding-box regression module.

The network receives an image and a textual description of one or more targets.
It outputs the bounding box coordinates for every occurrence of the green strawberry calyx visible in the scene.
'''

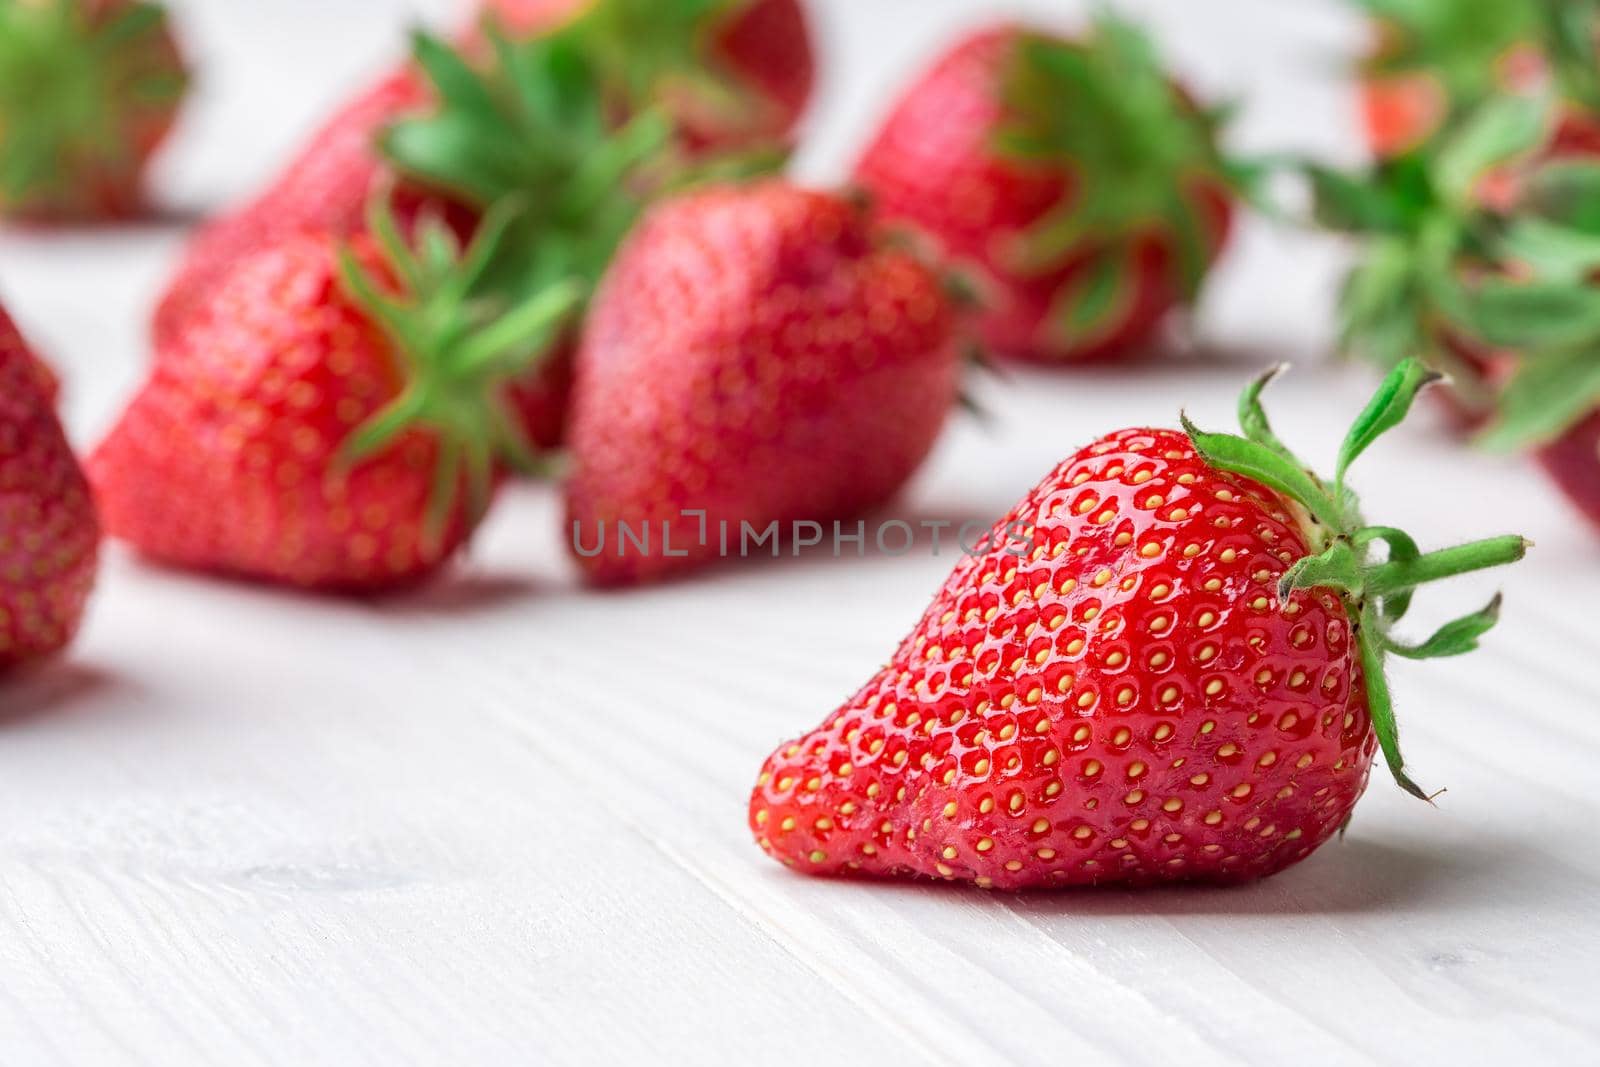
[558,0,780,141]
[0,0,187,213]
[1309,90,1558,414]
[994,10,1240,348]
[336,195,582,548]
[1184,359,1529,800]
[1460,155,1600,451]
[1359,0,1600,122]
[1315,82,1600,454]
[1357,0,1542,111]
[380,24,682,303]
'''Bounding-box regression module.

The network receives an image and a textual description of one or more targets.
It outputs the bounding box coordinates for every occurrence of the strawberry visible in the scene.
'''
[1310,85,1600,529]
[564,180,961,585]
[154,7,794,448]
[751,361,1527,889]
[478,0,814,151]
[92,205,579,591]
[0,305,98,669]
[151,68,434,349]
[1354,0,1600,158]
[1535,410,1600,529]
[1305,91,1568,428]
[853,16,1235,365]
[0,0,187,221]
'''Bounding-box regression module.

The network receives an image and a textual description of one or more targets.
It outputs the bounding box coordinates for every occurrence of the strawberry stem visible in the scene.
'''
[1363,535,1530,597]
[335,192,582,550]
[1186,358,1529,799]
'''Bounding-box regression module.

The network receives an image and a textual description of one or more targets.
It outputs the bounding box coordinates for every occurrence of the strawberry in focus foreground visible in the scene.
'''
[0,0,187,221]
[0,306,98,669]
[751,361,1525,889]
[565,181,962,585]
[853,14,1237,364]
[90,207,577,592]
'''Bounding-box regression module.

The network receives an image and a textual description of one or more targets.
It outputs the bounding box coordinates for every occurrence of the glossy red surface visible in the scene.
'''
[752,427,1377,889]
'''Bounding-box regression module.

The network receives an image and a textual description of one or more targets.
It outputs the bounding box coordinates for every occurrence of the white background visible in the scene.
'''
[1,1,1596,1064]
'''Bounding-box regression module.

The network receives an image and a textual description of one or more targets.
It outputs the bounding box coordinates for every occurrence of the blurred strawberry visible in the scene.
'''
[1306,93,1563,429]
[152,68,435,349]
[94,207,579,591]
[0,305,98,669]
[479,0,814,150]
[564,180,961,585]
[1355,0,1600,157]
[854,16,1236,365]
[0,0,187,221]
[155,5,797,449]
[1314,84,1600,530]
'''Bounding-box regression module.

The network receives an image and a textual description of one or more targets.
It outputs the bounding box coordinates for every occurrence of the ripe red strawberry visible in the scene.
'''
[853,16,1235,365]
[92,208,578,591]
[564,180,961,585]
[151,68,433,349]
[751,361,1526,889]
[1536,410,1600,529]
[0,306,98,669]
[479,0,814,150]
[0,0,187,221]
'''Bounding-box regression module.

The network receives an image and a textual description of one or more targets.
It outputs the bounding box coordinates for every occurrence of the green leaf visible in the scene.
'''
[1046,250,1135,349]
[1431,92,1553,208]
[1495,216,1600,282]
[1336,235,1431,371]
[1385,594,1503,658]
[1237,363,1295,458]
[1336,357,1441,484]
[1279,539,1364,601]
[1182,414,1341,526]
[995,12,1232,288]
[1461,278,1600,349]
[334,191,581,539]
[1306,164,1416,233]
[1358,613,1439,802]
[1521,159,1600,232]
[1478,347,1600,449]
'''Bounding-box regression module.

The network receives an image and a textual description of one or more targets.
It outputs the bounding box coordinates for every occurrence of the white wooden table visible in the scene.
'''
[2,2,1597,1064]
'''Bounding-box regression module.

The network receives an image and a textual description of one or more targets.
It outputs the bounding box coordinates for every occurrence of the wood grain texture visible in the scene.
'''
[2,1,1597,1064]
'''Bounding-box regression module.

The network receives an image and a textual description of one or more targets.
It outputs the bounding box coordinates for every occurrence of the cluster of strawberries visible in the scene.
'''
[1319,0,1600,526]
[0,0,1537,891]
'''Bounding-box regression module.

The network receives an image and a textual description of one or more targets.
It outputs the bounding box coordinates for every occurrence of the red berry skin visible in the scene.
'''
[1537,410,1600,531]
[152,69,432,350]
[150,69,566,450]
[0,308,98,669]
[93,232,477,592]
[564,181,960,585]
[853,27,1232,366]
[751,427,1376,890]
[1359,74,1447,159]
